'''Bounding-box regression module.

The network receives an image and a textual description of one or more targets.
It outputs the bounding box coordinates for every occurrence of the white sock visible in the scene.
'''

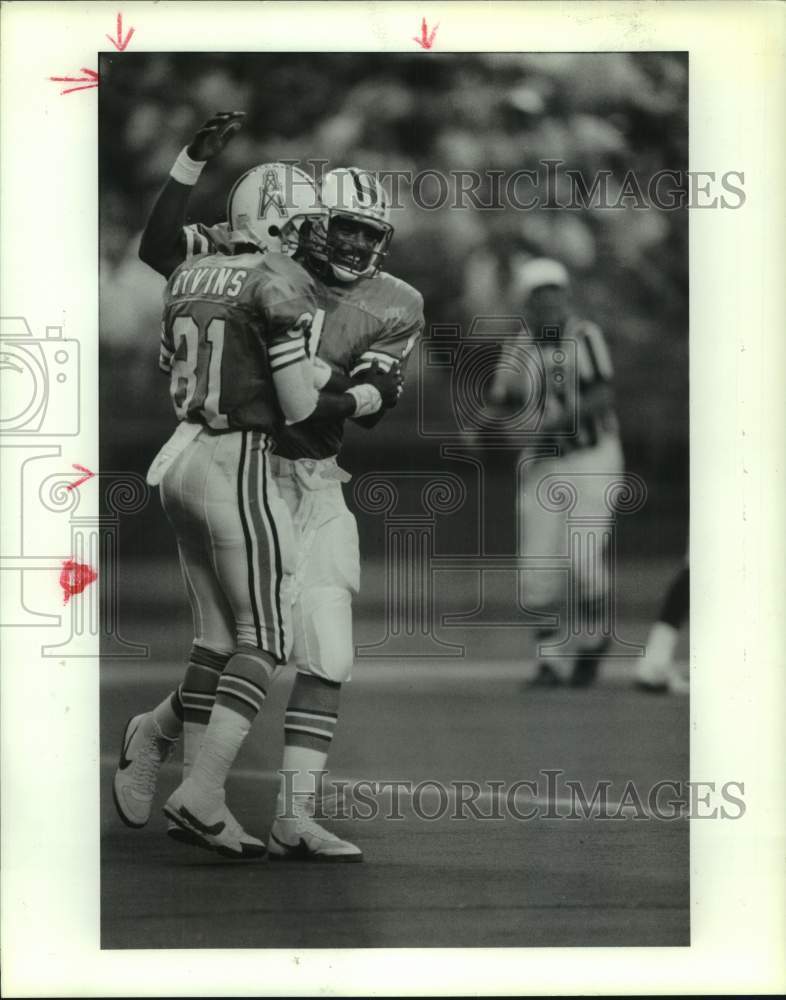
[189,704,251,798]
[150,691,183,740]
[280,745,328,798]
[277,747,330,822]
[646,622,679,665]
[182,720,207,778]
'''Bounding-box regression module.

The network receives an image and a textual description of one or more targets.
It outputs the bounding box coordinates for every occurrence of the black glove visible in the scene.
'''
[187,111,246,161]
[355,360,403,409]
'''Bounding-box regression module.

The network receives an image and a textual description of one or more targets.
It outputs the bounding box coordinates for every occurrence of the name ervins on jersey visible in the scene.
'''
[168,265,314,341]
[161,252,318,433]
[170,265,248,298]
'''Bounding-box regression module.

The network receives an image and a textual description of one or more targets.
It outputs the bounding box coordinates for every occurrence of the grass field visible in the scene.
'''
[101,574,689,949]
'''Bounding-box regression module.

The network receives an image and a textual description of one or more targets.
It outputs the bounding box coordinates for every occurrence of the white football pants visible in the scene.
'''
[272,455,360,683]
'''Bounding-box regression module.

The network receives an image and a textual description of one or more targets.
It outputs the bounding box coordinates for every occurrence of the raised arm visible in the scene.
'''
[138,111,246,278]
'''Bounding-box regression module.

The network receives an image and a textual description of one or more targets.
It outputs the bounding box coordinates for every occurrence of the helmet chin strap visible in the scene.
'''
[330,263,362,282]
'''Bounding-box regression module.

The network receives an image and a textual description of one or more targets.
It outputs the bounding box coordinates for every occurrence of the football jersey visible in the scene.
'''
[568,317,619,448]
[180,221,238,260]
[179,223,425,459]
[160,249,316,432]
[276,269,423,459]
[491,315,619,454]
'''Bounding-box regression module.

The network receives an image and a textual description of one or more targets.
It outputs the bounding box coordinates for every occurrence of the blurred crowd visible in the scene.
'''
[100,52,688,553]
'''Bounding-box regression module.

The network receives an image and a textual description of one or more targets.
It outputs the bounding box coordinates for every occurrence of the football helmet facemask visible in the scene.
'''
[305,168,394,280]
[227,162,323,255]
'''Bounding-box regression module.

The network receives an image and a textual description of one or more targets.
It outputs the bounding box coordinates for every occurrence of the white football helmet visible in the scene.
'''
[227,162,323,255]
[306,167,394,280]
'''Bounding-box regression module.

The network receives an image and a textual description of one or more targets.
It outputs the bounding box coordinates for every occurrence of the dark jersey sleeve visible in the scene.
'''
[180,222,235,261]
[139,174,235,278]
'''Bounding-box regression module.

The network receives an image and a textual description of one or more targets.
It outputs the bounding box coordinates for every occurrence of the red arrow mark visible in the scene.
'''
[413,17,439,49]
[49,12,133,96]
[66,464,95,492]
[59,559,98,604]
[106,11,135,51]
[49,67,99,96]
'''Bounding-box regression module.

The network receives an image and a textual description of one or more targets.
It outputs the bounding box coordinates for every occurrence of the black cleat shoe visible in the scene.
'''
[569,660,601,687]
[526,663,564,688]
[570,639,610,688]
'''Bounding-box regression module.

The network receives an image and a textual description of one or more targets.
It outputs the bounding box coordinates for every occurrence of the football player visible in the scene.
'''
[114,157,401,858]
[118,113,424,861]
[489,258,624,687]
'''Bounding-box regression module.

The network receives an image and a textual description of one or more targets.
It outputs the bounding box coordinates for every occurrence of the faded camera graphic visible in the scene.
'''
[0,317,80,436]
[417,317,578,444]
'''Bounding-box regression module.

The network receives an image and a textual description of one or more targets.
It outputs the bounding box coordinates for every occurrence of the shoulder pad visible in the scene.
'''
[375,272,425,325]
[253,252,314,300]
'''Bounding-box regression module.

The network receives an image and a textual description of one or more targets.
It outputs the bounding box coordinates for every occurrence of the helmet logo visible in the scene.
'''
[258,168,287,220]
[350,170,387,217]
[351,171,377,204]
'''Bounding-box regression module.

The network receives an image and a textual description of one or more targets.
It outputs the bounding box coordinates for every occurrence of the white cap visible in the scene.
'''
[514,257,570,302]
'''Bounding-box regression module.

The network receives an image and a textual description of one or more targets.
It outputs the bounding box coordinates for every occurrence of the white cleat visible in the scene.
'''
[634,657,689,695]
[163,778,266,859]
[666,670,690,695]
[113,713,177,828]
[268,795,363,863]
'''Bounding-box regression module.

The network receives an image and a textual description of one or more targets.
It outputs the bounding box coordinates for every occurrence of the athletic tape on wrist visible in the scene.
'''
[170,146,207,186]
[346,383,382,417]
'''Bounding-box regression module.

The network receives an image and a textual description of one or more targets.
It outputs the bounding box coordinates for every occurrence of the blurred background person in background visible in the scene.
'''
[634,559,689,694]
[490,258,623,687]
